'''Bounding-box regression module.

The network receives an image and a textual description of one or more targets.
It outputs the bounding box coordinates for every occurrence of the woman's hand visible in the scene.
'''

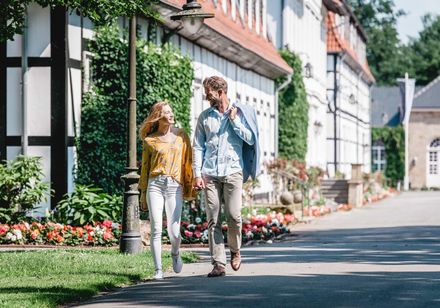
[140,199,148,212]
[193,177,205,190]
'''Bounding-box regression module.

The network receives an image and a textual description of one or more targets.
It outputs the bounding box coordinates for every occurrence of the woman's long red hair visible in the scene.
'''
[139,101,169,140]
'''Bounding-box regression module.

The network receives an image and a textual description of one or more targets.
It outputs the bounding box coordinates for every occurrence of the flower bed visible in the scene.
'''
[0,220,121,246]
[363,187,396,205]
[1,212,295,247]
[179,212,295,244]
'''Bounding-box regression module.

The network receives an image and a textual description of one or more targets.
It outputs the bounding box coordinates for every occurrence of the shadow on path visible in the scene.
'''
[78,225,440,307]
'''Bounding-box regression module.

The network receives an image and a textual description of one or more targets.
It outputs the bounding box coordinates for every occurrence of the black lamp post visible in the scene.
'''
[120,1,214,254]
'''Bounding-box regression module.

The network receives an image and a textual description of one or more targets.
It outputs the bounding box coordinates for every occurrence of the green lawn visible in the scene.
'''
[0,248,198,308]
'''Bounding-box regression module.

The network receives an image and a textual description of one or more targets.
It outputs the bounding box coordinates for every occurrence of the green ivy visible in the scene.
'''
[277,49,309,161]
[372,126,404,186]
[76,24,194,195]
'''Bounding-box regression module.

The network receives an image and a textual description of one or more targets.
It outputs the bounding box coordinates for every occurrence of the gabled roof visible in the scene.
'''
[413,75,440,109]
[159,0,293,79]
[327,11,375,84]
[371,86,402,127]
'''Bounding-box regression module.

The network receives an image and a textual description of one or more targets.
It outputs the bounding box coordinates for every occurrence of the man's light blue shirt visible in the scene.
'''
[193,104,255,178]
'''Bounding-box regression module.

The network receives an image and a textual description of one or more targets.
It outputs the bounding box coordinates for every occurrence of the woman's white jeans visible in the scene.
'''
[147,175,183,271]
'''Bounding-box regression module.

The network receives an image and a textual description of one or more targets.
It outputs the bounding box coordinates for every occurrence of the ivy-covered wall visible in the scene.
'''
[372,126,404,186]
[277,49,309,161]
[76,25,194,195]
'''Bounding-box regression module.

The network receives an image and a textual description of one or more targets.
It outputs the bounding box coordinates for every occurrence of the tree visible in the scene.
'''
[407,14,440,86]
[0,0,158,42]
[347,0,407,85]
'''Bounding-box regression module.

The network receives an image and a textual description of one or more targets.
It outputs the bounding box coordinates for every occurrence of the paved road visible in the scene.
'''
[76,191,440,308]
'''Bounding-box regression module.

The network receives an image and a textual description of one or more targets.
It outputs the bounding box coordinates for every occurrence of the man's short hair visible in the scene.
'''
[203,76,228,94]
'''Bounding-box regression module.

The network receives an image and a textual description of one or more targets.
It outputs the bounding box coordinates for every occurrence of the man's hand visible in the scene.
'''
[229,106,237,120]
[193,177,206,190]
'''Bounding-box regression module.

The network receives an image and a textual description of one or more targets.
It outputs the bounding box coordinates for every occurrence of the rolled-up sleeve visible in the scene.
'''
[230,111,255,145]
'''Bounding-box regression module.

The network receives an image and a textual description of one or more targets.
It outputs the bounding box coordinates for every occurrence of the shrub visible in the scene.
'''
[371,126,404,186]
[55,185,122,226]
[0,155,51,223]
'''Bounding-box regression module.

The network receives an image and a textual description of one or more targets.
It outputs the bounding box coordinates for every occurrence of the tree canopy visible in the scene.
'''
[348,0,440,86]
[407,14,440,85]
[0,0,158,42]
[347,0,406,86]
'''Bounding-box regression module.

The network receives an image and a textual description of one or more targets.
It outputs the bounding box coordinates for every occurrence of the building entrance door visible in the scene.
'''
[427,138,440,187]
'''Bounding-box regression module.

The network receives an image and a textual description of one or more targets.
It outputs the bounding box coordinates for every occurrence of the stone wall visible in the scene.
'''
[408,110,440,188]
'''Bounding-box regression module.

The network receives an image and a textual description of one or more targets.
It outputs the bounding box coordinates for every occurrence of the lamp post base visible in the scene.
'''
[120,167,142,254]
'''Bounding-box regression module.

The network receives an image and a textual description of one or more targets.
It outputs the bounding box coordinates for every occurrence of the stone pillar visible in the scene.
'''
[348,164,363,208]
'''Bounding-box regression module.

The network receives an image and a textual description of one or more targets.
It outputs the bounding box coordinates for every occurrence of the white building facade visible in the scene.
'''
[0,0,292,212]
[325,3,375,178]
[267,0,328,169]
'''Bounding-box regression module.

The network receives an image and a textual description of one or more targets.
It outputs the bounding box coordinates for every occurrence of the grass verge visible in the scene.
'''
[0,248,198,308]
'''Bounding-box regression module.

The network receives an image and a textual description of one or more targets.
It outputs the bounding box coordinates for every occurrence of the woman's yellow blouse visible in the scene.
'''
[139,129,194,203]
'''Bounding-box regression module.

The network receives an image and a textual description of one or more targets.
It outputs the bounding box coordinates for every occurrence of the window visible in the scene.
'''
[372,141,386,172]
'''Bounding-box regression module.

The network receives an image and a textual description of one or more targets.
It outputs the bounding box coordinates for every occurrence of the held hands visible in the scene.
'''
[193,177,206,191]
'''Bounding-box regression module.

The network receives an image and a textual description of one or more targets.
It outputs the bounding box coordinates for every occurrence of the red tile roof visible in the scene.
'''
[161,0,293,76]
[327,11,375,83]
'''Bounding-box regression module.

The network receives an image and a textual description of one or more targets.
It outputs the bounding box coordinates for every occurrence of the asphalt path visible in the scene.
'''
[75,191,440,308]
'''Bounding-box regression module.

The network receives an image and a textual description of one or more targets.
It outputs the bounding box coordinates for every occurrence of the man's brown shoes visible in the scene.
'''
[230,251,241,271]
[207,263,226,277]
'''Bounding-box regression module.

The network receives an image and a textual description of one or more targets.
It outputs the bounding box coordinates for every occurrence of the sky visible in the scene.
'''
[395,0,440,44]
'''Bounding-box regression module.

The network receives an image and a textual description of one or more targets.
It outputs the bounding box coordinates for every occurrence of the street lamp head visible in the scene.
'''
[170,0,214,35]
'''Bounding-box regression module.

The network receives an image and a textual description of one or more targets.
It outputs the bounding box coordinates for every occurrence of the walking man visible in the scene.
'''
[193,76,260,277]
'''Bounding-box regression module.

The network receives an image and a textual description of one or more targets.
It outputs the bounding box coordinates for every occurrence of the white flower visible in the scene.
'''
[94,227,104,236]
[201,229,209,241]
[13,229,23,240]
[5,232,17,242]
[246,231,254,238]
[195,217,202,224]
[188,224,196,230]
[271,219,280,226]
[111,222,120,229]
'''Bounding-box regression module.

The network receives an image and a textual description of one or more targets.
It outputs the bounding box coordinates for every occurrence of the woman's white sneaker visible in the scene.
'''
[153,269,163,280]
[172,252,183,273]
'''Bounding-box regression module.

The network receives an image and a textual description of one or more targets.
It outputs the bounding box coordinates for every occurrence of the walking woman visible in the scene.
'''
[138,101,194,280]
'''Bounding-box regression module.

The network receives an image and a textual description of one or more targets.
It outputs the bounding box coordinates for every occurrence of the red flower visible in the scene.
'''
[102,220,112,228]
[31,230,39,240]
[87,234,94,242]
[103,232,113,240]
[76,227,84,238]
[56,235,64,243]
[194,230,201,238]
[0,225,9,234]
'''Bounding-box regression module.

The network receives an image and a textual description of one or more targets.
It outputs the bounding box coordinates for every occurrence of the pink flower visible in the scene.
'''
[184,230,193,237]
[103,232,113,240]
[194,230,201,238]
[102,220,112,228]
